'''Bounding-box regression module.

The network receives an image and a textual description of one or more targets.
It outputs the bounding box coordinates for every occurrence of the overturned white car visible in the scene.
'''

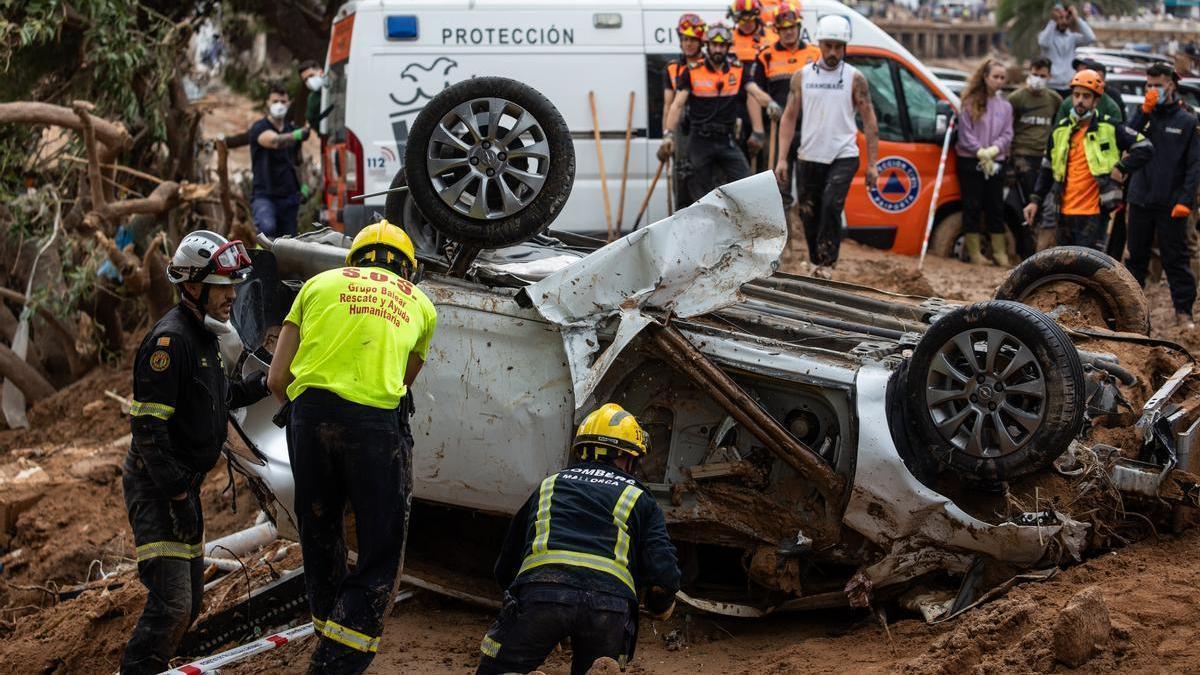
[217,78,1200,620]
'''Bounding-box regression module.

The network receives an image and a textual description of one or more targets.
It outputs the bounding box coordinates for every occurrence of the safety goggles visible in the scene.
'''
[211,240,252,276]
[707,26,734,44]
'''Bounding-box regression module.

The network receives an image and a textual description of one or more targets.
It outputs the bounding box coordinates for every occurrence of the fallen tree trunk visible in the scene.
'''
[0,342,56,403]
[0,102,131,153]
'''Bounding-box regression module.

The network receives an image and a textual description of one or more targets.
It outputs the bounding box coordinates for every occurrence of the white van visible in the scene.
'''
[320,0,963,256]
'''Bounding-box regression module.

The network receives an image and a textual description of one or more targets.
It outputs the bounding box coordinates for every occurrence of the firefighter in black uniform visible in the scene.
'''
[750,7,820,206]
[663,13,707,210]
[475,403,681,675]
[121,230,270,674]
[660,23,781,200]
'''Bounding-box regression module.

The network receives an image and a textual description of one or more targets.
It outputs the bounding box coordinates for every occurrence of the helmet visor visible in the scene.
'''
[211,240,252,278]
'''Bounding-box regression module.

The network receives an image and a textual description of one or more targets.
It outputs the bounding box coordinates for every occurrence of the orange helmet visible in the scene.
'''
[774,8,800,29]
[729,0,762,18]
[677,13,706,40]
[1070,69,1104,95]
[706,23,734,44]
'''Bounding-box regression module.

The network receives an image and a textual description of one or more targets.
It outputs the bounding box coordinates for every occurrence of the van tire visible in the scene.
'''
[404,77,575,249]
[928,211,1017,262]
[994,246,1150,334]
[905,300,1084,484]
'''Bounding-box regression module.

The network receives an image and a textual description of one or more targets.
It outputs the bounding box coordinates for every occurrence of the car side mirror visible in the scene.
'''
[935,100,954,137]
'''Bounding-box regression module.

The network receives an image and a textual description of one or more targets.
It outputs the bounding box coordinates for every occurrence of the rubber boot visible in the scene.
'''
[963,233,987,265]
[989,233,1011,267]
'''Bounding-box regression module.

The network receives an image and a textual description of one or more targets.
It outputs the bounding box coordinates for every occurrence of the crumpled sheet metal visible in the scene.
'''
[521,172,787,406]
[847,365,1090,589]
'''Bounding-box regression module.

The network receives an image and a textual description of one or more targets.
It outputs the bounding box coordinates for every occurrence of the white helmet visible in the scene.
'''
[166,230,251,286]
[815,15,852,44]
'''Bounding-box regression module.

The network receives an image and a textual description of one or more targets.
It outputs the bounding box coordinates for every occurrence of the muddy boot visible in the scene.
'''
[989,233,1011,267]
[963,233,987,265]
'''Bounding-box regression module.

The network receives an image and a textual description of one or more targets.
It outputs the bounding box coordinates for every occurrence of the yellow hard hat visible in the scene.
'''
[574,403,649,460]
[346,219,417,276]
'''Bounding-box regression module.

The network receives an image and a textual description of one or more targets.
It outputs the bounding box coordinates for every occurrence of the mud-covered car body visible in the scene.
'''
[220,80,1199,616]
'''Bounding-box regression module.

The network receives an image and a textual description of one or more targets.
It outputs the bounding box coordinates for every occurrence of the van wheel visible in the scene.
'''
[928,211,1017,262]
[404,77,575,248]
[994,246,1150,334]
[905,300,1084,484]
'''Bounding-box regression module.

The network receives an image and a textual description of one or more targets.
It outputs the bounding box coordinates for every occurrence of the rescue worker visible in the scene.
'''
[267,220,438,674]
[122,231,269,674]
[663,13,707,210]
[250,82,310,237]
[476,403,681,675]
[1024,69,1153,251]
[660,23,782,201]
[1053,59,1123,124]
[728,0,772,165]
[1124,62,1200,329]
[749,5,819,207]
[774,15,880,273]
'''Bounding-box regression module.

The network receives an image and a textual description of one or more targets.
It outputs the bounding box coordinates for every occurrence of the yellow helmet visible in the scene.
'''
[346,219,417,277]
[574,403,649,460]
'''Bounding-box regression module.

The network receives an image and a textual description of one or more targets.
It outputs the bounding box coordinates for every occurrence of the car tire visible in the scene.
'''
[905,300,1084,484]
[928,211,1017,262]
[404,76,575,248]
[994,245,1150,335]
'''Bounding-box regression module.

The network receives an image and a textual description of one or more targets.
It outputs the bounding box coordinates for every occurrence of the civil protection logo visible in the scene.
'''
[868,156,920,213]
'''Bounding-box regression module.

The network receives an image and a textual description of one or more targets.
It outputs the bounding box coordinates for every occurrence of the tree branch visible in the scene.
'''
[0,102,131,153]
[0,342,56,403]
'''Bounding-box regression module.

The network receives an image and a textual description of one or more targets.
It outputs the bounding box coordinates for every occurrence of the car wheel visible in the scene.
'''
[906,300,1084,483]
[994,246,1149,334]
[404,77,575,248]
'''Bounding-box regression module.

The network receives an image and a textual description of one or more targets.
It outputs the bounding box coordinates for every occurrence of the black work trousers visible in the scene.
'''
[121,456,205,675]
[799,157,859,266]
[1057,212,1108,251]
[956,156,1007,235]
[476,583,636,675]
[1010,156,1041,257]
[287,388,413,675]
[1127,204,1197,316]
[688,133,750,201]
[672,130,695,210]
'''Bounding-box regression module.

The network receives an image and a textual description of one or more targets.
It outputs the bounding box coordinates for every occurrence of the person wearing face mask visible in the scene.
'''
[1124,63,1200,329]
[1008,58,1062,253]
[1053,59,1123,124]
[773,15,880,274]
[1024,69,1153,251]
[250,82,310,238]
[120,231,271,674]
[298,60,328,133]
[660,23,782,203]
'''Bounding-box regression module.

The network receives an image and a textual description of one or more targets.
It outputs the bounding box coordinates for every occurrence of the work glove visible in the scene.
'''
[747,131,766,154]
[766,101,784,121]
[1143,87,1160,113]
[1172,203,1192,218]
[300,183,311,199]
[657,136,674,162]
[169,492,200,542]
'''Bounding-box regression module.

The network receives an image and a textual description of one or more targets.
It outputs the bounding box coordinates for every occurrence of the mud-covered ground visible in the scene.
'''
[1,238,1198,674]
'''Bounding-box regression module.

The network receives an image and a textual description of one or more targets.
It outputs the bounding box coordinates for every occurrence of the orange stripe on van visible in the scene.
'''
[329,14,355,65]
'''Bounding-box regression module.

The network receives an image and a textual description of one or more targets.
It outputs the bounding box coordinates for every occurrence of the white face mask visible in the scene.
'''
[268,102,288,119]
[1026,75,1046,91]
[305,75,326,92]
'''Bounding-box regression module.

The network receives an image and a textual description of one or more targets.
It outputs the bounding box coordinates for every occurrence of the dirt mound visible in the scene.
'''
[0,364,131,449]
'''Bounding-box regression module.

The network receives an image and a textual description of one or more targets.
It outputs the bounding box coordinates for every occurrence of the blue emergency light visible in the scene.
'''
[386,15,418,40]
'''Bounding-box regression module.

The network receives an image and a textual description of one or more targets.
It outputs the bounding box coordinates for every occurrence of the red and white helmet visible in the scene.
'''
[166,230,252,286]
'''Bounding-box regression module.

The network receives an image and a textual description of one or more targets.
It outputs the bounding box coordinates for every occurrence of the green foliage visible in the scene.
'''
[997,0,1136,60]
[0,0,183,143]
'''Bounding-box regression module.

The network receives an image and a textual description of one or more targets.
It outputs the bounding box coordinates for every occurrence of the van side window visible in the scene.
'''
[846,57,905,142]
[897,67,939,143]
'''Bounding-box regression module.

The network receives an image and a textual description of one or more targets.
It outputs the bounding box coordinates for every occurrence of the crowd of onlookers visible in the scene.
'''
[955,2,1200,327]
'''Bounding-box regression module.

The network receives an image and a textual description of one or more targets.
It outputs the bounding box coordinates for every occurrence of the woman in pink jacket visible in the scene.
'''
[956,58,1014,266]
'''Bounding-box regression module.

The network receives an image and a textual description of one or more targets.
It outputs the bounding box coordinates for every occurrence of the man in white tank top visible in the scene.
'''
[774,15,879,272]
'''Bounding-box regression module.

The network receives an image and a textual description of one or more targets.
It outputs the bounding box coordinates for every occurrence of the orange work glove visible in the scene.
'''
[1143,87,1160,113]
[1172,203,1192,218]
